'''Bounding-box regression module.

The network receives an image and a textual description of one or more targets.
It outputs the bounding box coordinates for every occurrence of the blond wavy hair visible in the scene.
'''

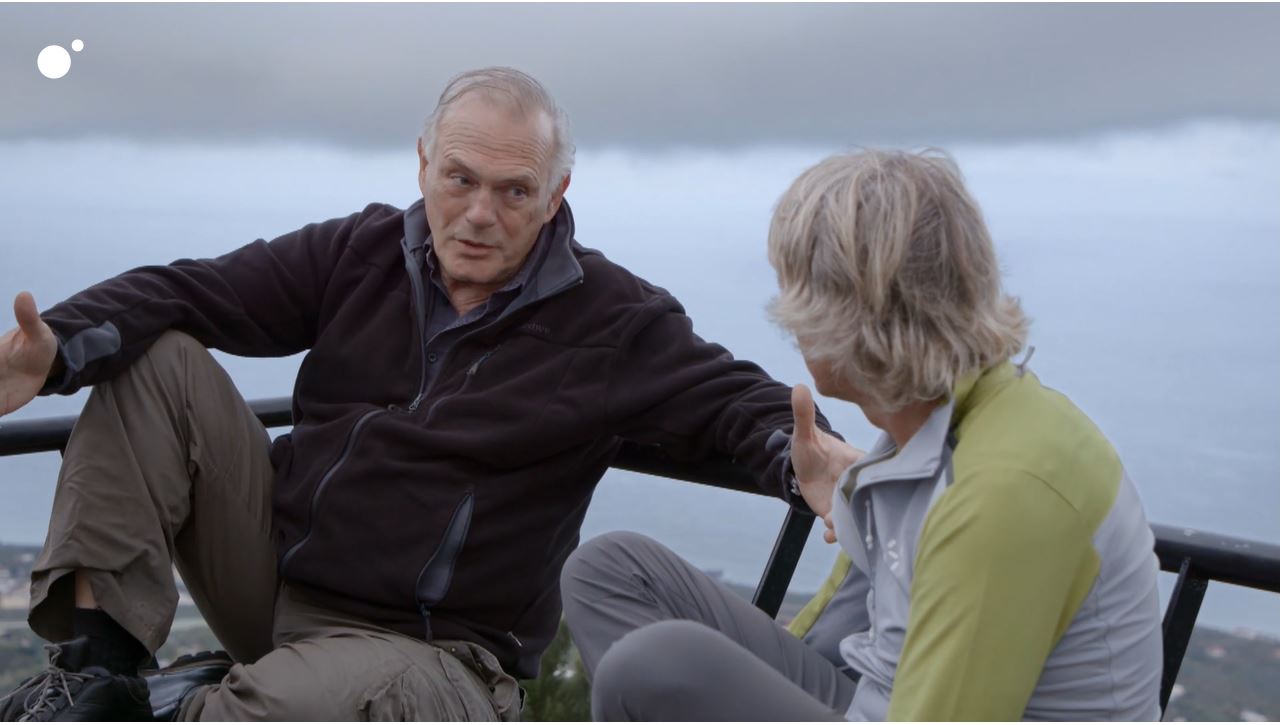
[767,149,1028,411]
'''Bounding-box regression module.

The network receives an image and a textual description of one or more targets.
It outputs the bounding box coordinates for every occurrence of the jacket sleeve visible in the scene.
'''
[39,207,372,395]
[603,294,834,505]
[886,469,1100,721]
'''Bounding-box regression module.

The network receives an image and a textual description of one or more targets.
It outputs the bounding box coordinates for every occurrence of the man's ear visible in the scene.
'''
[545,172,571,220]
[417,138,430,191]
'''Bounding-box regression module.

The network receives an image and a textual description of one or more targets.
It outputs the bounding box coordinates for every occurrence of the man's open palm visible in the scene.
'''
[1,292,57,416]
[790,383,863,543]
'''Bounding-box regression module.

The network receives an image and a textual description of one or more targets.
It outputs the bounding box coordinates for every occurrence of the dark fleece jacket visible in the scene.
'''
[39,199,818,677]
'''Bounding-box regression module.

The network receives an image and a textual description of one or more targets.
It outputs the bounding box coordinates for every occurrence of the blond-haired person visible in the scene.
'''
[560,150,1163,721]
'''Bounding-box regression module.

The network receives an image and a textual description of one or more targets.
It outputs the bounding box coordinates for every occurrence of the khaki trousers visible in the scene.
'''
[27,331,520,721]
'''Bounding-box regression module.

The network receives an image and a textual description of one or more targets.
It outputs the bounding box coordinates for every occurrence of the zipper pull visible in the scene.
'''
[508,631,523,649]
[407,392,425,412]
[864,500,874,550]
[420,604,434,642]
[467,345,502,376]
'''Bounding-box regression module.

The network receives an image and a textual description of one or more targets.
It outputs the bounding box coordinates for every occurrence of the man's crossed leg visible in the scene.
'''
[9,332,517,721]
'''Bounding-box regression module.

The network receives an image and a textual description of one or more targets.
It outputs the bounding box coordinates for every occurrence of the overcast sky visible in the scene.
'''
[0,3,1277,150]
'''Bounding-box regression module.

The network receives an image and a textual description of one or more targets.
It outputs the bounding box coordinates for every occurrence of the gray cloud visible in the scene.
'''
[0,3,1277,150]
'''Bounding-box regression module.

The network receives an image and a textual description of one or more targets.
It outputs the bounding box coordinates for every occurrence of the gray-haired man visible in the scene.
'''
[0,67,856,720]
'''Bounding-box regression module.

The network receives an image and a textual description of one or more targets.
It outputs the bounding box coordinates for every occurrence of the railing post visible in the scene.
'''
[1160,556,1209,715]
[751,508,815,618]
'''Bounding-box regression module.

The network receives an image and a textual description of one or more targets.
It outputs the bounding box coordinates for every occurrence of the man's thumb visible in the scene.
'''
[791,383,817,443]
[13,292,45,336]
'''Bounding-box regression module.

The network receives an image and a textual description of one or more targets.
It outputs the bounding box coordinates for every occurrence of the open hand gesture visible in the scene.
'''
[1,292,58,417]
[789,383,864,543]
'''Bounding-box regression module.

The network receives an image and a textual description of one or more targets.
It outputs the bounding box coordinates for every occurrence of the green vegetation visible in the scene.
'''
[520,620,592,721]
[0,631,44,694]
[1165,626,1280,722]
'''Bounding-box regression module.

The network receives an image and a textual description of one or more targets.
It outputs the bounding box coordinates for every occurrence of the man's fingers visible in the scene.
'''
[791,383,817,443]
[13,292,43,336]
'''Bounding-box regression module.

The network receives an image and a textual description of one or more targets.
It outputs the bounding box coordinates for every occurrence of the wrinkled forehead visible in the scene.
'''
[436,93,553,151]
[432,93,555,179]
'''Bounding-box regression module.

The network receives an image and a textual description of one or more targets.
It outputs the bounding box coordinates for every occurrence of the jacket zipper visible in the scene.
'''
[416,489,476,637]
[279,409,384,573]
[404,250,430,412]
[400,233,583,413]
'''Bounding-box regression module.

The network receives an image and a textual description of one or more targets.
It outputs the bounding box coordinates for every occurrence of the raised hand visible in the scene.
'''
[0,292,58,417]
[790,383,863,543]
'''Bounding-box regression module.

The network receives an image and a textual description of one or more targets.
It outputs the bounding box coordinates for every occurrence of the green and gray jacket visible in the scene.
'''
[790,361,1162,720]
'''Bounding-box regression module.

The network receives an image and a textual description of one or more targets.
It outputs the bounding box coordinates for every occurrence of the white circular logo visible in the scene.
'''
[37,39,83,80]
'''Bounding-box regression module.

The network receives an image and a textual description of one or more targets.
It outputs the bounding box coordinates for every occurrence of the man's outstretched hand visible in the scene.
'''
[790,383,864,544]
[0,292,58,417]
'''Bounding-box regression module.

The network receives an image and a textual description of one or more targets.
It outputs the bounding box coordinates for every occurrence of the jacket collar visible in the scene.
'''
[848,398,955,492]
[399,197,584,312]
[951,360,1019,431]
[844,361,1018,493]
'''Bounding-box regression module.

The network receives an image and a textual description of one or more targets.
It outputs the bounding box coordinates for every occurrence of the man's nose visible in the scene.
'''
[465,190,498,228]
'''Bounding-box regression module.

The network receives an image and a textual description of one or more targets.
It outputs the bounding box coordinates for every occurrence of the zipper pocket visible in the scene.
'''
[467,344,502,376]
[279,409,384,573]
[407,343,504,416]
[417,345,503,422]
[416,490,476,616]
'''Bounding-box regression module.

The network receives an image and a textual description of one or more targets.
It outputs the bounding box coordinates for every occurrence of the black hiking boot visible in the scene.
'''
[0,636,151,721]
[142,650,233,721]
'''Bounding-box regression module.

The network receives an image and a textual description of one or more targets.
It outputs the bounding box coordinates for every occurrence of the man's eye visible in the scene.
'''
[509,187,528,199]
[450,175,471,187]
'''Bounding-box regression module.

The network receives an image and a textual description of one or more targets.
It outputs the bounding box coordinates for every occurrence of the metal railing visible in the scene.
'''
[2,396,1278,716]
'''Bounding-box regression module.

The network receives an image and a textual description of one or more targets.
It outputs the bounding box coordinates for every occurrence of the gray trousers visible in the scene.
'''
[27,331,520,720]
[560,531,857,721]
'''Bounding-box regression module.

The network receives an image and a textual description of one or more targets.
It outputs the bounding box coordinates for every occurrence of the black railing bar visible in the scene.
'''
[0,413,82,457]
[2,399,1279,593]
[1159,558,1209,714]
[0,399,768,493]
[751,508,816,617]
[0,397,297,458]
[612,446,758,495]
[1151,524,1279,593]
[249,396,293,429]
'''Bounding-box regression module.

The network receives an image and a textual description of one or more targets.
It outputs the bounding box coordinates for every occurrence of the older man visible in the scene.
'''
[0,68,853,721]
